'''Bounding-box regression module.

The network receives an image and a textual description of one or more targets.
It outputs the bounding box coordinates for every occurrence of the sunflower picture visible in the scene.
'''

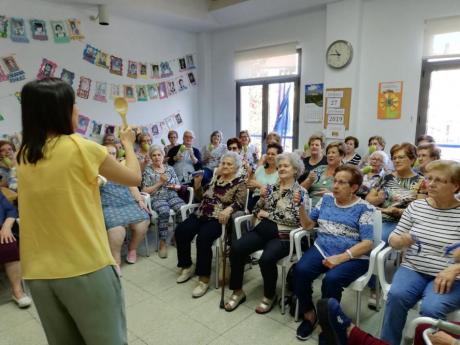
[377,81,403,119]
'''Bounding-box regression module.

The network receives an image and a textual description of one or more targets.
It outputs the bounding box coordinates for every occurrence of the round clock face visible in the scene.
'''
[326,40,353,69]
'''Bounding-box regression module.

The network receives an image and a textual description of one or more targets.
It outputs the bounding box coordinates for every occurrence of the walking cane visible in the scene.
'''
[219,222,229,309]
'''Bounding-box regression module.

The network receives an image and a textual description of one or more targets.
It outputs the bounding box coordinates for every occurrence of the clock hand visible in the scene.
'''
[334,49,341,56]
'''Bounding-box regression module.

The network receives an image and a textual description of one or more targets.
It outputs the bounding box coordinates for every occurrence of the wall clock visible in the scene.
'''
[326,40,353,69]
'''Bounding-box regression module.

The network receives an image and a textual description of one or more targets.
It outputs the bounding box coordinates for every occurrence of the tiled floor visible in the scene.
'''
[0,240,387,345]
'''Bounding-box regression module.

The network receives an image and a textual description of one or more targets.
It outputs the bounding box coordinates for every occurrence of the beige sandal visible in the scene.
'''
[255,295,277,314]
[224,293,246,312]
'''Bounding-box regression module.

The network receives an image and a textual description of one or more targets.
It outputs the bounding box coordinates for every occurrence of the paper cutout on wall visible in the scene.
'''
[147,84,158,100]
[136,85,148,101]
[110,55,123,76]
[76,114,90,134]
[37,58,57,79]
[30,19,48,41]
[83,44,98,64]
[176,76,187,91]
[77,76,92,99]
[127,60,138,79]
[10,17,29,43]
[178,58,187,72]
[139,62,148,79]
[110,84,121,99]
[50,20,70,43]
[0,16,8,38]
[158,82,168,99]
[185,54,195,70]
[60,68,75,86]
[93,81,108,102]
[151,64,160,79]
[96,51,109,69]
[167,80,177,96]
[67,19,84,40]
[2,55,25,82]
[123,85,136,102]
[160,61,173,78]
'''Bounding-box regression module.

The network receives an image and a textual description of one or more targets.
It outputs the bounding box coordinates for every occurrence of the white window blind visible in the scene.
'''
[234,42,299,80]
[424,16,460,58]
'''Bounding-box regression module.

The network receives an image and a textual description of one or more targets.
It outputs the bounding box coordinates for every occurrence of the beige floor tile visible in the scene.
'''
[122,280,153,307]
[0,301,36,334]
[0,319,47,345]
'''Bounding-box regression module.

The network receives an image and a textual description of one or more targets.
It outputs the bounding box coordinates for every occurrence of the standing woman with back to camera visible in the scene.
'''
[16,78,141,345]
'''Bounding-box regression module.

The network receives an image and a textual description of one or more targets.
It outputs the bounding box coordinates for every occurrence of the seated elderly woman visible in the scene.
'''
[167,130,202,185]
[357,150,388,198]
[298,134,327,178]
[294,165,375,341]
[343,136,361,165]
[227,137,252,179]
[164,130,178,157]
[142,145,186,258]
[301,141,345,206]
[416,143,441,175]
[0,140,18,194]
[202,130,227,171]
[136,133,153,171]
[257,132,282,166]
[246,143,283,211]
[174,151,246,298]
[224,152,307,313]
[380,160,460,345]
[239,130,259,169]
[366,143,424,242]
[0,192,32,308]
[100,145,150,273]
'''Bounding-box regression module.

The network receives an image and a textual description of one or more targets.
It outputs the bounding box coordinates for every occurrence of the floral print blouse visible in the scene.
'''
[253,181,308,237]
[195,175,246,220]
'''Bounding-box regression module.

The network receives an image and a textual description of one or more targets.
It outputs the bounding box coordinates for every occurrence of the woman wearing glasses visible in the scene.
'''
[366,143,424,243]
[381,160,460,345]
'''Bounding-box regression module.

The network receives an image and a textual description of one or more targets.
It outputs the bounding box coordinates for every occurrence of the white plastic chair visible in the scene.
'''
[141,186,194,255]
[377,246,460,339]
[233,214,303,315]
[404,314,460,344]
[180,203,226,289]
[294,210,384,325]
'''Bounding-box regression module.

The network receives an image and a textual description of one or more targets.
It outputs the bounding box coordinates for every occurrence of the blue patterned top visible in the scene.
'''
[311,193,375,258]
[142,165,181,200]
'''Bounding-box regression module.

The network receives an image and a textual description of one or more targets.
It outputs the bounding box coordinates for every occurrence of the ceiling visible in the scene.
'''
[42,0,338,32]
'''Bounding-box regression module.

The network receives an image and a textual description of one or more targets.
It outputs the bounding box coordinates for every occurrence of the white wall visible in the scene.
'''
[202,9,327,144]
[0,0,199,144]
[204,0,460,155]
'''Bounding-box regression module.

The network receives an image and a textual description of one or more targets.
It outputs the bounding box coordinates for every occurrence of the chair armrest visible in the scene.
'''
[294,229,310,261]
[186,187,194,205]
[140,192,153,213]
[234,214,254,239]
[358,240,386,287]
[377,246,395,299]
[180,203,200,220]
[287,227,303,262]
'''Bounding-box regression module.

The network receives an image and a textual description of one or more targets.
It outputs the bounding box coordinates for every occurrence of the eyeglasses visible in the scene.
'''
[333,179,350,185]
[392,155,408,161]
[424,176,450,185]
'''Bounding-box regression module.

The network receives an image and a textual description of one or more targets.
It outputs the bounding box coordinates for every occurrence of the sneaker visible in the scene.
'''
[192,281,209,298]
[176,267,193,283]
[126,250,137,264]
[12,294,32,308]
[296,318,318,341]
[316,298,351,345]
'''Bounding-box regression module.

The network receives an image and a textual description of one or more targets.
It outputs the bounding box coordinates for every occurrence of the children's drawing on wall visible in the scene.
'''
[60,68,75,86]
[165,116,175,129]
[37,58,57,79]
[151,64,160,79]
[83,44,98,64]
[151,124,159,137]
[50,20,70,43]
[10,17,29,43]
[110,84,121,99]
[178,58,187,72]
[147,84,158,100]
[136,85,148,101]
[177,76,187,91]
[2,55,25,82]
[0,16,8,38]
[77,76,92,99]
[160,61,173,78]
[139,62,148,79]
[30,19,48,41]
[89,120,103,137]
[76,114,90,135]
[127,60,137,78]
[110,55,123,76]
[123,85,136,102]
[158,82,168,99]
[93,81,108,102]
[175,113,183,125]
[167,80,177,96]
[67,18,84,40]
[185,54,195,69]
[188,72,196,86]
[96,51,109,69]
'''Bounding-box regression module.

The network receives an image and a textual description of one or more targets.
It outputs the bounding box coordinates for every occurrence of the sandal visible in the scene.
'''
[255,295,277,314]
[224,293,246,312]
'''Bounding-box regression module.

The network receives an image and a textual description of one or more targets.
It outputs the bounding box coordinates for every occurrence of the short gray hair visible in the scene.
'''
[276,152,305,179]
[220,151,242,170]
[370,150,389,166]
[149,144,164,157]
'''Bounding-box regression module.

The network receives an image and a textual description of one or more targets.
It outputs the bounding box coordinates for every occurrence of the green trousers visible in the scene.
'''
[28,265,127,345]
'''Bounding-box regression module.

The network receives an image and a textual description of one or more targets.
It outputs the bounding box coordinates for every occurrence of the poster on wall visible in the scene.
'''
[50,20,70,43]
[377,81,403,120]
[10,17,29,43]
[304,83,323,123]
[30,19,48,41]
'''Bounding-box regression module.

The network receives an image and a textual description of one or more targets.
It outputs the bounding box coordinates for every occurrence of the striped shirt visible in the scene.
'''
[390,199,460,278]
[343,153,361,166]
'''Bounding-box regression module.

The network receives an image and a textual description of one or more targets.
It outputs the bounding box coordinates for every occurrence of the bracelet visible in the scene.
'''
[346,249,354,259]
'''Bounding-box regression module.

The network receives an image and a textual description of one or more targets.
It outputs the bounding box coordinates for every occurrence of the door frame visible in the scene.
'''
[416,58,460,140]
[235,50,301,149]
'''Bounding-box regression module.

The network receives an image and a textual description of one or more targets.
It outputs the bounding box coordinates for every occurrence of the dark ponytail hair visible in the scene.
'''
[17,78,75,164]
